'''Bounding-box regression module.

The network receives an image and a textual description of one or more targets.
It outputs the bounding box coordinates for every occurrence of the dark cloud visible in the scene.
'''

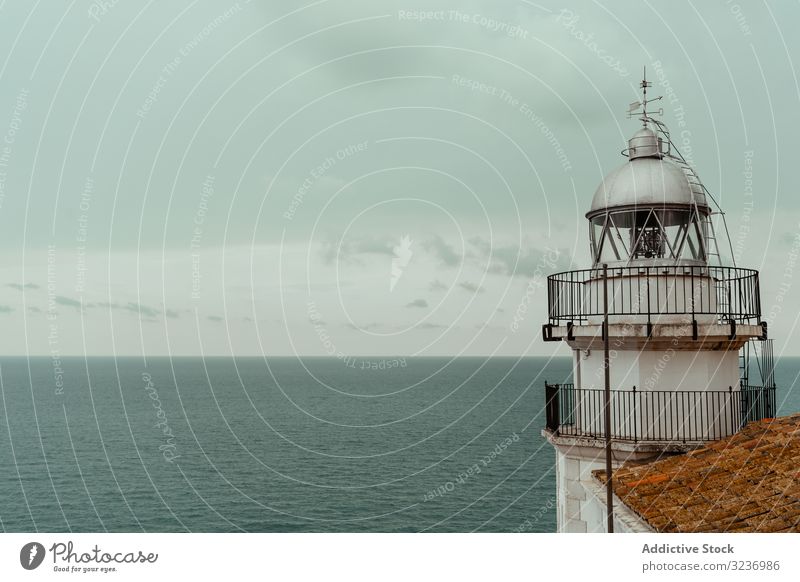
[415,322,446,330]
[468,237,569,277]
[53,298,179,320]
[458,281,485,293]
[428,279,448,292]
[354,237,395,256]
[126,303,160,318]
[28,306,42,313]
[7,283,39,291]
[55,296,83,309]
[424,235,461,267]
[0,305,13,313]
[320,235,396,265]
[207,315,223,322]
[779,230,800,246]
[406,298,428,308]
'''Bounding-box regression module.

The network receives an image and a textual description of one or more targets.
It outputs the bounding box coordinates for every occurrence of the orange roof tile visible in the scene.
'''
[595,413,800,532]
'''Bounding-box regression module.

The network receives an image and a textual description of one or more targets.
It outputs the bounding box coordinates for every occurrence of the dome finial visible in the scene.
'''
[627,66,663,128]
[640,66,651,127]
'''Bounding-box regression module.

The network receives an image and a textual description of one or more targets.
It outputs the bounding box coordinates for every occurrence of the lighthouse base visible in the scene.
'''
[544,431,702,533]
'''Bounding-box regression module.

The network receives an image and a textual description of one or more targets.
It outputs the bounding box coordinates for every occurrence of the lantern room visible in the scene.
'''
[587,127,711,268]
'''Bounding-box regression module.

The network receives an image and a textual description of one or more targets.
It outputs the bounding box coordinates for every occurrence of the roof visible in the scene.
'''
[627,128,660,160]
[595,414,800,532]
[588,155,709,216]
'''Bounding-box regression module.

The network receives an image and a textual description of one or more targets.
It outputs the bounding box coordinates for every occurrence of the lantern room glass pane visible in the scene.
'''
[590,208,708,265]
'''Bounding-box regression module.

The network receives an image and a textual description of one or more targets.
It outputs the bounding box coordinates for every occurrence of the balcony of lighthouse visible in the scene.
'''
[541,264,764,350]
[540,263,772,454]
[544,382,776,448]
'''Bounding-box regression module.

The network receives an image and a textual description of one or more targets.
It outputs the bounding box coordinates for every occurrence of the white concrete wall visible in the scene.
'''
[573,347,741,441]
[555,447,652,533]
[578,348,738,393]
[584,274,717,326]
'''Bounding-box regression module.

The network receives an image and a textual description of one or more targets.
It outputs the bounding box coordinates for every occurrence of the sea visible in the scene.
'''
[0,356,798,533]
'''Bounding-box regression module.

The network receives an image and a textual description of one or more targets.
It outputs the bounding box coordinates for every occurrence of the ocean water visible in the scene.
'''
[0,356,798,533]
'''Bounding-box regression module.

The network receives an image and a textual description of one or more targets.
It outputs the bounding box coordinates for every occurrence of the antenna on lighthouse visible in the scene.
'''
[640,67,650,125]
[627,66,737,267]
[628,66,663,127]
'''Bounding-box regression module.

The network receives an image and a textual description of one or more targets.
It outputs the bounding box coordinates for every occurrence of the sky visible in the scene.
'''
[0,0,797,357]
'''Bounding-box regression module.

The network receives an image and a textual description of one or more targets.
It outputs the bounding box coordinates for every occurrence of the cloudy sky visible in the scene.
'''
[0,0,797,356]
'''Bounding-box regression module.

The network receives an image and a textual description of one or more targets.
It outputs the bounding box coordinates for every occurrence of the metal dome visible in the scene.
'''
[587,155,709,218]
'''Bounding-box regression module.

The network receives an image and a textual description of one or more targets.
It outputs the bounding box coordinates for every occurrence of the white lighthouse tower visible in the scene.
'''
[541,74,775,533]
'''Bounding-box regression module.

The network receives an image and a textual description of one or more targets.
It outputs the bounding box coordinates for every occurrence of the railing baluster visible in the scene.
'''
[546,266,760,324]
[544,383,775,443]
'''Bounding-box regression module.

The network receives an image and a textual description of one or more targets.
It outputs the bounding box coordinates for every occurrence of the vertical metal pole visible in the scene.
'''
[603,263,614,533]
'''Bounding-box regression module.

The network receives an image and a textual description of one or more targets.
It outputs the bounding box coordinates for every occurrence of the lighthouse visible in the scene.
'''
[541,74,776,533]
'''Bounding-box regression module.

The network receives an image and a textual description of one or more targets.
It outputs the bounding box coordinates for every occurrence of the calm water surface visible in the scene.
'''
[0,356,797,532]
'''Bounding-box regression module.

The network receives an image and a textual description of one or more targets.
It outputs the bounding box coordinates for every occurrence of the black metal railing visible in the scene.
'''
[544,382,775,443]
[546,265,761,325]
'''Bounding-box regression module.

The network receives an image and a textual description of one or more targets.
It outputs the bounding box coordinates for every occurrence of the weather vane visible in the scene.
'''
[627,66,663,127]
